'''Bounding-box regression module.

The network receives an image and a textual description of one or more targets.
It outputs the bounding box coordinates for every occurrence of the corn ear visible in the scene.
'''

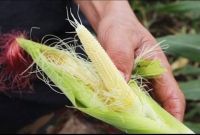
[16,24,194,133]
[16,38,105,108]
[76,25,141,112]
[74,23,193,134]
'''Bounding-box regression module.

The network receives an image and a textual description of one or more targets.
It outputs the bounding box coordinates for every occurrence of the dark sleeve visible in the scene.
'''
[0,0,87,133]
[0,0,72,39]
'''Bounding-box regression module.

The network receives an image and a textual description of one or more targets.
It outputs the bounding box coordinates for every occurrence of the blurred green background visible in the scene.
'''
[129,0,200,133]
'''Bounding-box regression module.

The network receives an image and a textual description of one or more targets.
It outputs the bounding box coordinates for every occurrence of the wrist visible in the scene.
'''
[76,0,138,32]
[96,1,134,29]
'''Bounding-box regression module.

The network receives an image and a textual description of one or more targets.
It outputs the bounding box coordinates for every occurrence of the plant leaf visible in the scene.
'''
[185,103,200,120]
[179,80,200,101]
[184,122,200,134]
[174,65,200,76]
[157,34,200,62]
[155,1,200,19]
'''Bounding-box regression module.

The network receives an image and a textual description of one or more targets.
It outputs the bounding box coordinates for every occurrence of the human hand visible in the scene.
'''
[96,2,185,121]
[76,0,185,121]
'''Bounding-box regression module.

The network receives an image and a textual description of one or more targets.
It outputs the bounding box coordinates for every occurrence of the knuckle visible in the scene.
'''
[107,47,133,63]
[137,30,157,46]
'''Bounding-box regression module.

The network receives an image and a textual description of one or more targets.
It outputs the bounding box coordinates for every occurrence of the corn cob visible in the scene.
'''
[15,19,194,134]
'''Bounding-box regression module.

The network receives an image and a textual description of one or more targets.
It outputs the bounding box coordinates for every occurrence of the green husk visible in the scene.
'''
[16,38,194,134]
[134,59,166,78]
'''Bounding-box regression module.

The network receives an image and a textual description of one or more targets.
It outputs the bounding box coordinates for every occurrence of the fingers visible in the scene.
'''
[105,41,134,81]
[139,38,186,121]
[98,32,139,81]
[136,35,186,121]
[151,53,186,121]
[141,39,185,121]
[96,16,186,121]
[152,71,186,121]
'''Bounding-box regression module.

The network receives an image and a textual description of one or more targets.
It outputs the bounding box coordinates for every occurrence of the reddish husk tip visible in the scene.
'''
[0,31,33,91]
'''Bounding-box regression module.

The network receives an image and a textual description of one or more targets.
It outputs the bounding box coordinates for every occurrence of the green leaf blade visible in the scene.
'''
[157,34,200,62]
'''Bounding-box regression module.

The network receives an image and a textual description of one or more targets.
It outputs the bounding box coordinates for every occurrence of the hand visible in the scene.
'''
[96,4,185,121]
[76,0,185,121]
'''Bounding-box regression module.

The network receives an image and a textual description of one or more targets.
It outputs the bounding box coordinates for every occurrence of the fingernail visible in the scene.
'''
[119,71,126,79]
[125,75,129,82]
[120,71,130,82]
[119,71,130,82]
